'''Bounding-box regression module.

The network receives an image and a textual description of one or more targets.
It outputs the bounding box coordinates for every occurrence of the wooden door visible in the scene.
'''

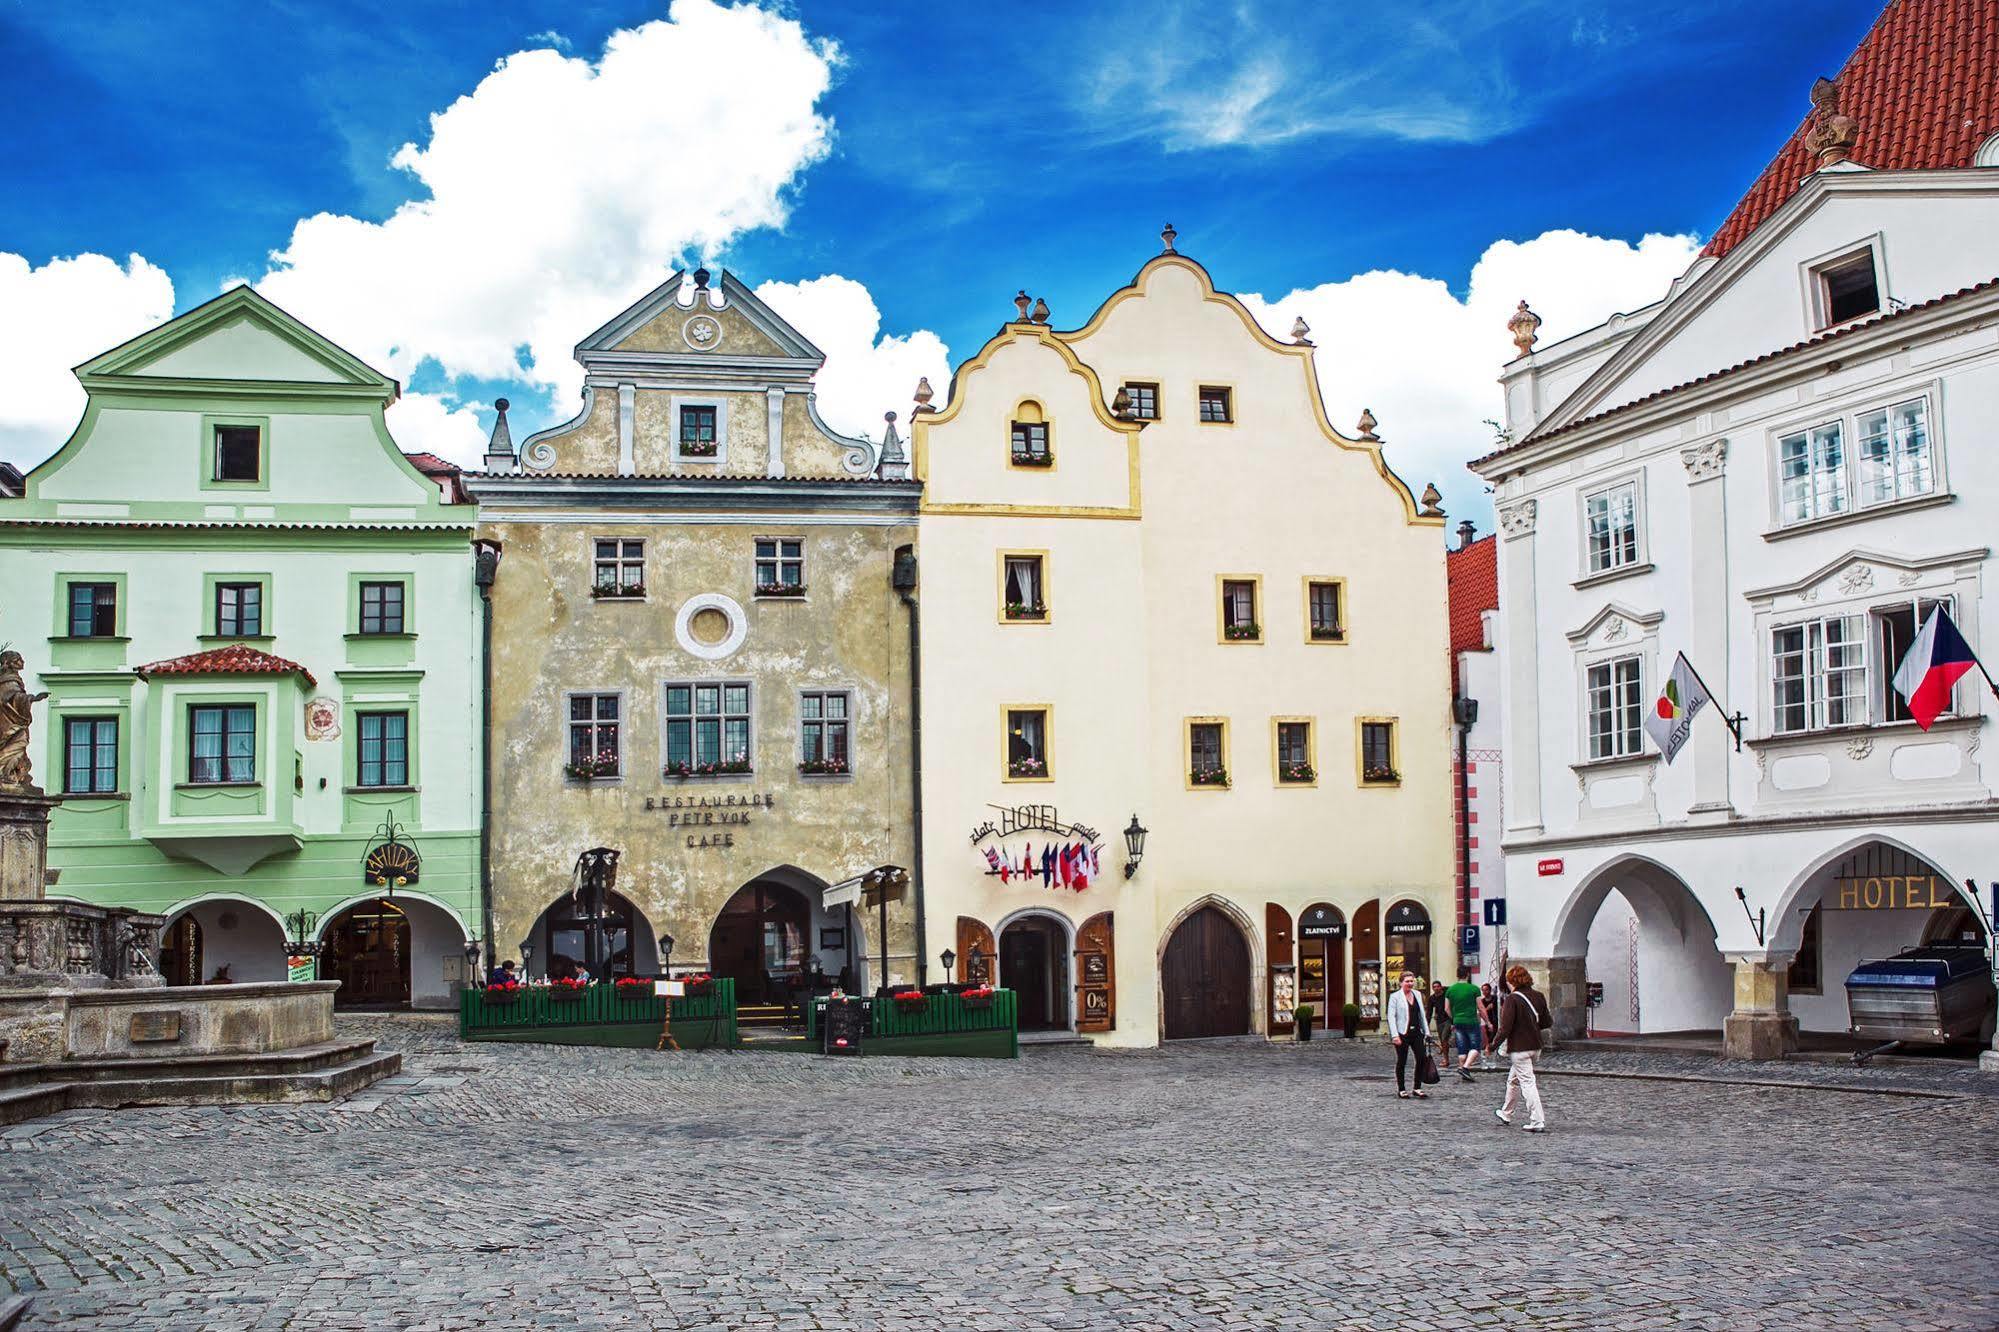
[325,902,409,1007]
[1265,902,1295,1034]
[1075,911,1115,1033]
[956,916,996,985]
[1000,925,1052,1028]
[1161,906,1251,1040]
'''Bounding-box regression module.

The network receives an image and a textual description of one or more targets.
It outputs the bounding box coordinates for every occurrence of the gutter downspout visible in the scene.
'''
[1454,692,1474,968]
[894,543,927,987]
[474,539,502,973]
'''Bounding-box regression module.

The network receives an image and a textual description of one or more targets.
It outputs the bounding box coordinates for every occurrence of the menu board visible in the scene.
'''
[822,998,867,1055]
[1271,965,1297,1027]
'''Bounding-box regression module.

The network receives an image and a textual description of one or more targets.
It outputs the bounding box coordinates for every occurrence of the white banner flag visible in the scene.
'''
[1644,652,1712,763]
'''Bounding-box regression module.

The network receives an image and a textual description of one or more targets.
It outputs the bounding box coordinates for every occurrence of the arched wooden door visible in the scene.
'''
[1161,906,1251,1039]
[956,916,997,985]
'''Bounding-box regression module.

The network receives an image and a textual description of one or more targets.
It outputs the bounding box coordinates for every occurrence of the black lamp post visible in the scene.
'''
[660,933,675,979]
[1123,815,1149,880]
[519,938,535,979]
[940,948,957,984]
[463,937,483,986]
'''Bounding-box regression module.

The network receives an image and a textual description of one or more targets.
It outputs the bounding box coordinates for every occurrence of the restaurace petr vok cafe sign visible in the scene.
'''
[640,790,777,850]
[969,804,1104,892]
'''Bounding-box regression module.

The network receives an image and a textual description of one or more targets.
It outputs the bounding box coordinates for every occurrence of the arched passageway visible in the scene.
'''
[525,886,659,982]
[1555,858,1733,1036]
[157,898,287,986]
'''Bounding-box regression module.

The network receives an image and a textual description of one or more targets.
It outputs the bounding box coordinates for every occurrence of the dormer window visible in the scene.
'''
[1812,250,1880,328]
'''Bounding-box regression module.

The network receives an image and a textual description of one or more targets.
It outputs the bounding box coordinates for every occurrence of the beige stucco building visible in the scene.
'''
[913,237,1457,1047]
[466,269,921,1004]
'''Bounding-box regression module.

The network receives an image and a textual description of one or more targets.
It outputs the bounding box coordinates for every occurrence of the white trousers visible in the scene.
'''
[1500,1051,1545,1127]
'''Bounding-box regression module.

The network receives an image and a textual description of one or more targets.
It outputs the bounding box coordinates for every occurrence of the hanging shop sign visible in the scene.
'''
[968,804,1104,891]
[362,815,420,889]
[1831,874,1959,911]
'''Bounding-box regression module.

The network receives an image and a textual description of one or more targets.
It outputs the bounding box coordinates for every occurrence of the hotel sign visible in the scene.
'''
[969,804,1100,845]
[1832,874,1959,911]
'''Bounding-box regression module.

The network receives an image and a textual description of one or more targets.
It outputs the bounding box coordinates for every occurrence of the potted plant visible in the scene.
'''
[959,985,996,1010]
[485,979,521,1005]
[677,972,715,997]
[1007,756,1046,779]
[679,439,719,458]
[798,757,849,776]
[549,976,587,1003]
[1280,762,1316,784]
[614,976,654,1000]
[590,581,646,599]
[1363,764,1400,784]
[1224,622,1261,641]
[1003,600,1047,620]
[1293,1003,1316,1042]
[662,759,754,779]
[564,751,618,781]
[1190,765,1229,787]
[1010,449,1054,468]
[758,582,807,598]
[1341,1002,1361,1039]
[890,987,929,1013]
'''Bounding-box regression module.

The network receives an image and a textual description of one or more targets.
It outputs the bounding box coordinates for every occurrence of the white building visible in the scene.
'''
[1472,4,1999,1062]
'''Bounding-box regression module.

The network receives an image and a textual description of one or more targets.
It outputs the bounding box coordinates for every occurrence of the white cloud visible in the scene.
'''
[254,0,841,410]
[754,275,950,441]
[385,390,491,468]
[0,252,174,466]
[1240,228,1703,524]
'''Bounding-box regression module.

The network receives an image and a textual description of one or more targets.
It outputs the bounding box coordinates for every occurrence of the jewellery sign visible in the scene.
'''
[969,804,1103,892]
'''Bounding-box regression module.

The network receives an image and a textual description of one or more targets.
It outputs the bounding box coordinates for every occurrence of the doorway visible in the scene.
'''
[999,914,1071,1030]
[1161,905,1251,1039]
[709,880,812,1005]
[320,898,410,1007]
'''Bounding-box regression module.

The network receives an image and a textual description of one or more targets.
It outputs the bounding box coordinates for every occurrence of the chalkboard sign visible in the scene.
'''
[823,998,867,1056]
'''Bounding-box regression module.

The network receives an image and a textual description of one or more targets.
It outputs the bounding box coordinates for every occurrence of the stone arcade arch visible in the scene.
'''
[156,895,288,986]
[523,886,660,983]
[317,891,471,1009]
[1549,856,1733,1038]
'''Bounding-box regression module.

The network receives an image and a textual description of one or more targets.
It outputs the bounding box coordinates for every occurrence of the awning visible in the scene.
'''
[823,865,908,909]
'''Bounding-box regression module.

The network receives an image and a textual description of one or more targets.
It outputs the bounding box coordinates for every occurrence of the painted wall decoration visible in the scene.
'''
[304,697,340,741]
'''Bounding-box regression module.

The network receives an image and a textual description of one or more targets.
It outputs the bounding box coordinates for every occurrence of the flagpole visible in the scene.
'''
[1675,652,1745,752]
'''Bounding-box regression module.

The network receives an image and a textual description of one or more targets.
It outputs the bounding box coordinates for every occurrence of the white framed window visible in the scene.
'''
[1582,481,1641,575]
[1856,398,1934,507]
[799,689,851,774]
[669,396,727,464]
[1777,422,1848,524]
[1770,615,1867,734]
[1811,250,1881,329]
[755,538,805,595]
[663,681,753,776]
[1774,394,1940,529]
[1584,656,1643,759]
[1002,554,1046,621]
[592,539,645,597]
[565,693,622,779]
[1122,382,1159,420]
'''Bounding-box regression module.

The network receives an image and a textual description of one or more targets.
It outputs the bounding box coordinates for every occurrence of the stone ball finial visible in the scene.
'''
[1356,408,1379,441]
[1290,316,1312,345]
[914,376,934,408]
[1420,483,1446,518]
[1014,290,1032,321]
[1111,386,1132,419]
[1508,300,1542,358]
[1804,75,1858,168]
[884,410,898,425]
[692,266,712,290]
[1030,297,1050,324]
[1161,223,1177,253]
[495,397,510,413]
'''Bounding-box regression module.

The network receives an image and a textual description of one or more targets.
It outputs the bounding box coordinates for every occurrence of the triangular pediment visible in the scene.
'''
[77,285,395,393]
[578,269,823,362]
[1566,602,1665,647]
[1744,546,1990,606]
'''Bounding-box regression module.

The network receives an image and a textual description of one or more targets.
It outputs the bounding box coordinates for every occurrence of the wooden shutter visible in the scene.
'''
[956,916,996,985]
[1265,902,1295,1033]
[1074,911,1115,1033]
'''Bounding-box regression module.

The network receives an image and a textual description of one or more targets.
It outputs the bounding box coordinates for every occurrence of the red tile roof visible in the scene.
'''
[1447,535,1498,665]
[136,644,317,689]
[1705,0,1999,258]
[403,451,469,504]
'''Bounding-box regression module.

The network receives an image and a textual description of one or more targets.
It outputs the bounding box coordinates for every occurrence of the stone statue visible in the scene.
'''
[0,650,50,791]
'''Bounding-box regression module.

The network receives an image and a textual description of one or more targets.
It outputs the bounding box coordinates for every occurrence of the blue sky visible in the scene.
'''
[0,0,1885,520]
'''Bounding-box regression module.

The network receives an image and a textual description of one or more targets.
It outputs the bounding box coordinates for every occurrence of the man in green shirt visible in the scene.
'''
[1444,967,1485,1082]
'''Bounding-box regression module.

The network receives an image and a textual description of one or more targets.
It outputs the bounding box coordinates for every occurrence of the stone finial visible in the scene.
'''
[692,266,712,290]
[1356,408,1379,441]
[913,376,935,412]
[1030,297,1050,324]
[1014,290,1032,321]
[1508,300,1542,358]
[1419,483,1446,519]
[1290,316,1312,345]
[482,397,516,470]
[1161,223,1177,253]
[1804,75,1858,168]
[879,413,910,480]
[1111,386,1133,419]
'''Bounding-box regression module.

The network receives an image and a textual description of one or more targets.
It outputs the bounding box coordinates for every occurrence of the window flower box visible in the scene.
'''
[1280,763,1317,784]
[1004,601,1047,621]
[613,977,654,1000]
[798,757,849,776]
[679,440,719,458]
[1007,757,1047,779]
[677,972,715,996]
[1190,766,1230,787]
[1010,450,1054,468]
[484,980,521,1004]
[1223,622,1262,641]
[1363,765,1400,784]
[590,582,646,599]
[548,976,587,1003]
[662,759,754,779]
[1309,627,1345,642]
[890,988,929,1013]
[565,753,619,781]
[959,986,996,1010]
[756,583,807,598]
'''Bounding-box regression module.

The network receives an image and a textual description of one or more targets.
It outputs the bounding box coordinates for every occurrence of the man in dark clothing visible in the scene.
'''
[1490,965,1550,1132]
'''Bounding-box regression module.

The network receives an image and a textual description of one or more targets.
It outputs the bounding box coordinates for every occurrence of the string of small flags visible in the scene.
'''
[981,840,1101,891]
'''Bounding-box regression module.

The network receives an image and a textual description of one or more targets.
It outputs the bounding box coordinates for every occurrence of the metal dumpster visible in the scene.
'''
[1845,945,1995,1044]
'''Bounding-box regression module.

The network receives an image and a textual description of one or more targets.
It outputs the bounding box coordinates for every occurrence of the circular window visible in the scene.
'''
[674,593,747,661]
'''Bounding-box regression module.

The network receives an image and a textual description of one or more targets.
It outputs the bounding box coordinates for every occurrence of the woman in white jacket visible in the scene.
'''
[1385,971,1430,1099]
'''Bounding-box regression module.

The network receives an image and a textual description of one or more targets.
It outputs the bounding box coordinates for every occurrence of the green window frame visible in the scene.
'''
[198,414,271,492]
[67,581,118,638]
[64,716,119,794]
[215,581,263,637]
[188,704,256,784]
[356,711,409,788]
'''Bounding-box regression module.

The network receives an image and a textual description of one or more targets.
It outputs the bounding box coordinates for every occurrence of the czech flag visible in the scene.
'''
[1891,606,1980,731]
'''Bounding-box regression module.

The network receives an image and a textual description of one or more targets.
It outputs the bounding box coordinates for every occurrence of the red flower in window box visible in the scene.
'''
[484,979,521,1003]
[798,757,849,775]
[548,976,587,1001]
[590,582,646,599]
[613,976,654,999]
[890,988,929,1012]
[959,986,996,1009]
[565,751,618,781]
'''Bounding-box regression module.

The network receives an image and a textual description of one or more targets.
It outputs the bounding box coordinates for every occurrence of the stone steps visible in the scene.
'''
[0,1041,401,1126]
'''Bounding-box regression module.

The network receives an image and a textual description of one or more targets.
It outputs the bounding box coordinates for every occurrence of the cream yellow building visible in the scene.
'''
[914,236,1455,1046]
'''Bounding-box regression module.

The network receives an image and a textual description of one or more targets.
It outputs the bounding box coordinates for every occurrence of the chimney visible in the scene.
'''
[1457,519,1478,551]
[481,397,516,473]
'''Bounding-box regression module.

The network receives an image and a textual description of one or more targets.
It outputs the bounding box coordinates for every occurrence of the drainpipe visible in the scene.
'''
[474,538,503,973]
[1452,693,1477,970]
[893,543,927,987]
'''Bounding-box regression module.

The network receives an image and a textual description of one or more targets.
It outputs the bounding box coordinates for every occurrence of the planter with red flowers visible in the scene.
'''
[1223,622,1262,642]
[590,582,646,600]
[662,759,754,779]
[1003,600,1047,621]
[1007,757,1047,780]
[1189,765,1229,788]
[797,757,849,777]
[959,986,996,1010]
[548,976,588,1003]
[679,440,719,458]
[565,752,619,782]
[1362,765,1401,785]
[675,972,715,997]
[484,980,521,1004]
[1279,762,1317,784]
[1010,449,1054,468]
[613,976,655,1001]
[756,583,808,599]
[889,988,929,1014]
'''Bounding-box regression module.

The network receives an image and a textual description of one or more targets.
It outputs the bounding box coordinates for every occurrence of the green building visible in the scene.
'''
[0,286,483,1007]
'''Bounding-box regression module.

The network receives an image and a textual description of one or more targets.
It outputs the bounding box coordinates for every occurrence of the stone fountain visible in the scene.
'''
[0,650,398,1122]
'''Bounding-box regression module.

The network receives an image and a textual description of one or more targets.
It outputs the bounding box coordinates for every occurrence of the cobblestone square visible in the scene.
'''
[3,1016,1997,1331]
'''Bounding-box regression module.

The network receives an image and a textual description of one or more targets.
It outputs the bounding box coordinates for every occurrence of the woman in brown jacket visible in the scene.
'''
[1490,965,1549,1133]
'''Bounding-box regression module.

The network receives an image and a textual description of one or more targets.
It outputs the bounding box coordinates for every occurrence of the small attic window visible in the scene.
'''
[213,425,263,482]
[1813,251,1880,328]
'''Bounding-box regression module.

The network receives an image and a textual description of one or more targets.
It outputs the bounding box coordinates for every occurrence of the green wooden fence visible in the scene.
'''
[459,978,737,1048]
[805,990,1018,1057]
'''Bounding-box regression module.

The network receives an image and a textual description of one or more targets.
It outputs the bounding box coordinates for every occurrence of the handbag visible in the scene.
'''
[1417,1044,1441,1085]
